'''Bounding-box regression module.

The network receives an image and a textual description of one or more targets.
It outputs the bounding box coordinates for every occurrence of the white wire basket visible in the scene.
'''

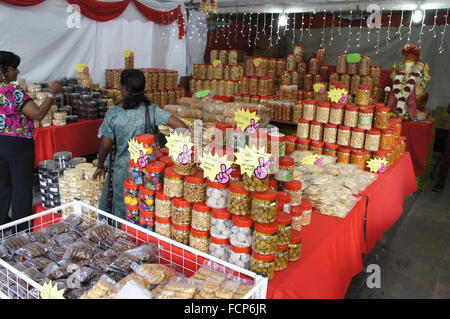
[0,200,268,299]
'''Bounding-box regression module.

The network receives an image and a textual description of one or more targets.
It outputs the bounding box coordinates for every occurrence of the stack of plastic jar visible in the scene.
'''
[191,202,211,232]
[324,143,339,157]
[275,244,289,271]
[183,172,206,203]
[380,129,395,150]
[276,192,291,214]
[253,221,279,257]
[251,190,277,223]
[296,138,311,151]
[250,251,276,280]
[374,105,391,130]
[275,156,295,183]
[164,167,183,198]
[155,217,172,238]
[329,103,345,125]
[126,204,140,224]
[323,123,338,144]
[285,136,297,155]
[230,215,253,249]
[206,180,229,209]
[365,129,381,151]
[172,198,192,225]
[293,101,303,122]
[143,161,165,191]
[355,85,371,106]
[124,179,139,206]
[315,102,331,123]
[337,54,348,74]
[289,230,302,262]
[338,146,352,163]
[300,199,313,226]
[155,191,172,218]
[139,186,155,213]
[129,160,143,185]
[309,121,323,141]
[172,222,190,245]
[283,180,302,206]
[302,99,316,121]
[351,128,366,149]
[135,134,156,161]
[337,125,351,146]
[139,210,155,231]
[228,182,251,216]
[344,105,359,128]
[211,208,232,239]
[276,212,292,246]
[229,244,252,269]
[268,132,286,157]
[358,108,374,130]
[351,149,366,170]
[190,229,210,253]
[290,205,303,231]
[310,140,325,155]
[297,119,310,139]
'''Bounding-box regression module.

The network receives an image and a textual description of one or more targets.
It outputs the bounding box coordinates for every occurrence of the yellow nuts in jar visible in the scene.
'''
[251,190,277,224]
[228,182,251,216]
[252,222,279,255]
[243,173,268,192]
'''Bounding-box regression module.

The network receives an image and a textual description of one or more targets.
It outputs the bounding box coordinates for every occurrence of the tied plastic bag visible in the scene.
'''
[45,222,73,236]
[131,263,179,285]
[46,247,67,263]
[16,242,48,260]
[28,231,50,244]
[42,262,69,280]
[62,215,83,228]
[52,232,79,248]
[74,221,96,236]
[69,267,101,285]
[90,252,115,272]
[22,268,45,283]
[80,275,117,299]
[84,223,115,244]
[157,278,197,299]
[103,238,136,257]
[107,243,158,274]
[2,234,30,257]
[102,229,129,248]
[22,256,53,271]
[63,242,96,260]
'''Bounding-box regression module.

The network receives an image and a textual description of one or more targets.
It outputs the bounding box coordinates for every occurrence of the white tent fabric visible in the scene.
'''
[0,0,187,86]
[186,10,208,75]
[286,25,450,109]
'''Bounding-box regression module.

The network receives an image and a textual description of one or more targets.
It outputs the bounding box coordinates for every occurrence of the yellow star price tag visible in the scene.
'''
[181,118,193,127]
[366,158,389,173]
[199,152,235,182]
[128,138,148,166]
[212,59,222,67]
[75,64,89,73]
[40,282,65,299]
[234,109,261,133]
[328,87,350,104]
[166,131,194,162]
[253,58,263,68]
[122,50,134,58]
[313,82,327,94]
[235,145,272,177]
[301,154,324,166]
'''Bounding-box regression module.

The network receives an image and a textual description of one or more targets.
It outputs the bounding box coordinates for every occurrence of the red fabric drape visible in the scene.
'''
[133,0,185,39]
[1,0,45,5]
[67,0,131,22]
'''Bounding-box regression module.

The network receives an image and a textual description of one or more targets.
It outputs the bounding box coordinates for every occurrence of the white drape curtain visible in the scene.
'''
[186,10,208,76]
[287,25,450,109]
[0,0,187,87]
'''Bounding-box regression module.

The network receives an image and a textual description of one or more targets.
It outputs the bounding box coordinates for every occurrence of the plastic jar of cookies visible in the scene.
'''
[303,74,313,91]
[287,55,296,71]
[230,215,253,248]
[171,198,192,225]
[253,221,279,256]
[355,85,371,106]
[351,128,366,149]
[309,58,320,75]
[268,132,286,157]
[309,121,323,141]
[211,208,232,239]
[351,149,366,170]
[361,75,373,88]
[171,222,190,245]
[276,191,291,214]
[243,173,268,193]
[323,123,338,144]
[276,212,292,246]
[301,100,316,121]
[398,136,407,155]
[315,102,331,123]
[374,106,390,130]
[324,143,339,157]
[329,103,345,125]
[289,230,303,262]
[310,140,325,155]
[365,129,381,151]
[274,245,289,271]
[248,76,258,96]
[337,54,348,74]
[163,167,183,198]
[155,191,172,218]
[206,180,229,209]
[139,210,155,231]
[344,105,359,127]
[341,74,351,87]
[358,108,374,130]
[283,180,302,206]
[183,172,206,203]
[347,62,359,75]
[293,101,303,122]
[228,182,251,216]
[350,74,361,95]
[275,156,295,183]
[296,138,311,151]
[290,205,303,231]
[189,229,210,253]
[300,199,313,226]
[155,217,172,238]
[337,146,352,163]
[246,58,255,76]
[359,55,371,76]
[239,76,249,94]
[191,202,211,232]
[209,236,230,261]
[251,190,277,224]
[285,136,297,155]
[229,244,251,269]
[251,251,275,279]
[297,119,310,139]
[124,179,139,206]
[337,125,351,146]
[380,129,395,150]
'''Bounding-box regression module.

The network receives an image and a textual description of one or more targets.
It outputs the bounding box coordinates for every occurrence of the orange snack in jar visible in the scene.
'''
[296,138,311,151]
[338,146,352,163]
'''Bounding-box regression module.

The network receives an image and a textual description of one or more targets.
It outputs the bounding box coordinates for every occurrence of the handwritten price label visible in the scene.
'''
[166,131,194,162]
[301,154,323,166]
[40,282,65,299]
[128,138,148,167]
[199,152,235,183]
[328,88,350,104]
[235,145,272,178]
[366,158,389,173]
[234,109,261,133]
[122,50,134,58]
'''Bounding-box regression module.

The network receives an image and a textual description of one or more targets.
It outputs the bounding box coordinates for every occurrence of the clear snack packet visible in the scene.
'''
[79,275,117,299]
[103,238,137,257]
[45,222,73,236]
[22,256,53,271]
[28,231,50,244]
[52,232,79,248]
[63,242,96,260]
[16,242,48,260]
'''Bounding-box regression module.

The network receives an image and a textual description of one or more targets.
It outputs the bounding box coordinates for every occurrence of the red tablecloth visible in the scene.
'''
[401,121,434,177]
[268,153,417,298]
[267,199,367,299]
[360,152,418,253]
[33,119,103,167]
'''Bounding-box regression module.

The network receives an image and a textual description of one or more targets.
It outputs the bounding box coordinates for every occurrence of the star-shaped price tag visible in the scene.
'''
[235,145,271,177]
[122,50,134,58]
[253,58,263,68]
[166,131,194,161]
[212,59,222,67]
[234,109,261,133]
[199,152,235,183]
[366,158,389,173]
[128,138,148,165]
[75,64,89,73]
[40,282,65,299]
[328,88,350,104]
[301,154,323,166]
[313,82,327,94]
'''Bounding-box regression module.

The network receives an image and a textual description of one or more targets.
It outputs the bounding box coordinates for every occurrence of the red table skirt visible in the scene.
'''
[33,119,103,167]
[268,153,417,298]
[401,121,434,177]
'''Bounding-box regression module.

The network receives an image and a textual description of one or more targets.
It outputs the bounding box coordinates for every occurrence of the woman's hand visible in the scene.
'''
[49,81,63,94]
[92,167,106,181]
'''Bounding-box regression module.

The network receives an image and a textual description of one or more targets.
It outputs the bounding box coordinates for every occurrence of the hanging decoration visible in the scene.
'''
[248,13,253,46]
[300,12,305,42]
[429,8,438,39]
[397,9,404,40]
[226,13,231,48]
[407,9,414,43]
[338,8,343,36]
[199,0,218,14]
[439,6,449,54]
[276,13,281,44]
[320,10,327,48]
[214,13,219,44]
[375,8,382,54]
[254,12,260,45]
[328,10,335,46]
[234,10,238,43]
[262,12,267,36]
[308,12,313,38]
[292,13,297,45]
[345,10,353,53]
[357,10,364,47]
[284,14,289,36]
[241,13,247,38]
[418,9,426,47]
[386,5,393,47]
[269,12,274,48]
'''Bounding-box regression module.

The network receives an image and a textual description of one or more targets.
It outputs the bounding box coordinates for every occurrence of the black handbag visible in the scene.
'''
[145,104,167,147]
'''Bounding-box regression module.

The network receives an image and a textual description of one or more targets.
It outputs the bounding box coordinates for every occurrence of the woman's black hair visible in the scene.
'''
[0,51,20,75]
[120,69,151,109]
